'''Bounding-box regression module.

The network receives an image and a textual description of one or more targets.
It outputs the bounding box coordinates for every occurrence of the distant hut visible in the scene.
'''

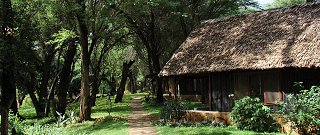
[159,3,320,112]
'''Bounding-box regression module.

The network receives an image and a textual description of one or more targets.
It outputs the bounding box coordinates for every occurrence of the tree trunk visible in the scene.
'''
[149,9,163,103]
[26,75,43,117]
[90,71,99,106]
[45,74,59,117]
[1,0,16,134]
[152,55,163,103]
[106,76,117,96]
[115,60,135,103]
[128,70,137,93]
[79,42,91,121]
[113,6,163,103]
[38,45,56,117]
[77,0,91,121]
[56,41,77,115]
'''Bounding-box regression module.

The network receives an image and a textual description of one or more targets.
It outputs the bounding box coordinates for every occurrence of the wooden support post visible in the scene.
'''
[209,74,212,111]
[169,77,176,99]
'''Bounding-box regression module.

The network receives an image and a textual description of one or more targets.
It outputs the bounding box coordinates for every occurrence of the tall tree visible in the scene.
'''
[76,0,91,121]
[1,0,16,134]
[112,0,258,103]
[56,39,77,115]
[111,3,165,103]
[115,60,135,103]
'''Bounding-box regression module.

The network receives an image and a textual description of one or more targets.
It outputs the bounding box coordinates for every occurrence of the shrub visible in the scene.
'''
[278,86,320,134]
[56,111,78,127]
[160,100,187,123]
[9,113,25,135]
[231,96,278,132]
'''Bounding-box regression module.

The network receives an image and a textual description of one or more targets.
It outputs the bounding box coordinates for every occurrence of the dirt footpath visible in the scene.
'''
[128,98,158,135]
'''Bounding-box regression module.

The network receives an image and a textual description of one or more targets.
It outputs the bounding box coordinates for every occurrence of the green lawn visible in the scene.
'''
[18,92,147,135]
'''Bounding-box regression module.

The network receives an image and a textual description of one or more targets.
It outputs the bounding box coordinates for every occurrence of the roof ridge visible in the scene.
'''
[201,2,320,25]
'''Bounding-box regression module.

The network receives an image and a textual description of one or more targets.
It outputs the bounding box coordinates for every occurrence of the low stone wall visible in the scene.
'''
[184,110,298,134]
[273,115,298,135]
[184,110,231,124]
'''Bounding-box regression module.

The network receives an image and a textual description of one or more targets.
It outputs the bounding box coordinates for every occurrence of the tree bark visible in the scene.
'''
[90,70,99,106]
[1,0,16,134]
[128,70,137,93]
[149,9,163,103]
[154,66,163,103]
[115,60,135,103]
[38,45,56,117]
[26,75,43,117]
[106,76,117,96]
[76,0,91,122]
[56,41,77,115]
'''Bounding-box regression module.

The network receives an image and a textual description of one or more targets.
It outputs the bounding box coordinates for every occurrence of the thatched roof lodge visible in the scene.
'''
[160,3,320,112]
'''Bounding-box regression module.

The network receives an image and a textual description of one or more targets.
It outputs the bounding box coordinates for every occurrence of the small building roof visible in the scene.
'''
[159,3,320,76]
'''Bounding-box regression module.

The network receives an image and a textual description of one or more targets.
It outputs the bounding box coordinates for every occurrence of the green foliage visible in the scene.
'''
[9,113,25,134]
[46,28,77,48]
[266,0,305,9]
[278,86,320,134]
[8,113,59,135]
[24,124,61,135]
[231,96,278,132]
[160,100,187,122]
[56,111,78,127]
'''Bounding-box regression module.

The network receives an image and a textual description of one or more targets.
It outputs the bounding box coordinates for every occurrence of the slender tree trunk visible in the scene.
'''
[18,94,25,107]
[115,60,135,103]
[38,46,56,117]
[1,0,16,134]
[45,74,59,116]
[45,48,63,116]
[26,75,43,117]
[56,41,77,115]
[76,0,91,121]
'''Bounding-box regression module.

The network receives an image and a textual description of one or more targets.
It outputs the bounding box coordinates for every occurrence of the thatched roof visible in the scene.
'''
[159,3,320,76]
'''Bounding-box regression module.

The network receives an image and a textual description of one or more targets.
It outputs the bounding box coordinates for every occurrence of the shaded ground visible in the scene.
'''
[129,98,158,135]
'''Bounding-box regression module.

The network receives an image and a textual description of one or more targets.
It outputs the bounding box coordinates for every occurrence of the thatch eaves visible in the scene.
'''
[159,3,320,76]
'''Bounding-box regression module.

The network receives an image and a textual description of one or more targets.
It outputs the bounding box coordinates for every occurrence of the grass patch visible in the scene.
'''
[18,92,147,135]
[19,96,37,118]
[142,101,162,118]
[57,119,128,135]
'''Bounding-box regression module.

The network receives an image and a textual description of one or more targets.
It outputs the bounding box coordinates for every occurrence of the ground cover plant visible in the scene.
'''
[278,86,320,135]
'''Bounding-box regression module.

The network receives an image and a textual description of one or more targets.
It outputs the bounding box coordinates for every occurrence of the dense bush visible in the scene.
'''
[278,86,320,134]
[231,96,278,132]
